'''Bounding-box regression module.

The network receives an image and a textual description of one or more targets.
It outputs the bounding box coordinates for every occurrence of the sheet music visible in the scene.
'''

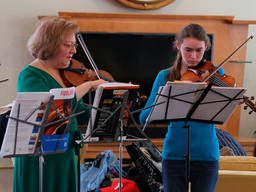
[191,86,246,122]
[148,82,246,124]
[0,92,51,157]
[0,87,75,157]
[85,82,139,141]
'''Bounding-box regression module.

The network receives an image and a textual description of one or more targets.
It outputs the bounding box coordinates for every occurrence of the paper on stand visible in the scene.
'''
[0,87,75,157]
[191,86,246,122]
[85,82,139,141]
[148,82,206,121]
[0,92,51,157]
[148,82,246,124]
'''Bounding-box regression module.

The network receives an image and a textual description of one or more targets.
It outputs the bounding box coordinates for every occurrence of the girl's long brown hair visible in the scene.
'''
[166,24,211,81]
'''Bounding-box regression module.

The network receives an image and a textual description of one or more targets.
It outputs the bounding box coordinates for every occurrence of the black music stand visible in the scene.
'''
[76,84,149,192]
[75,33,148,191]
[79,90,129,192]
[1,95,55,192]
[0,93,87,192]
[0,63,8,83]
[145,82,246,192]
[0,79,8,83]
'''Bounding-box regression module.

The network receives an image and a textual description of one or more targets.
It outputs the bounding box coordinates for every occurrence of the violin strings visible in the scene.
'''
[209,76,230,87]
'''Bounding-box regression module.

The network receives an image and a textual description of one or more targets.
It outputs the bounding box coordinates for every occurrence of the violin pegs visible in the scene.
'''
[249,111,253,115]
[244,106,248,110]
[251,96,255,100]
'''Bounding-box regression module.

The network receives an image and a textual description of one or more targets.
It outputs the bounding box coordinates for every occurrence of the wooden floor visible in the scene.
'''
[80,137,256,163]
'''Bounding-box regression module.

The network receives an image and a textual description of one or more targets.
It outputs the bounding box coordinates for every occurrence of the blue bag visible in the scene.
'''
[80,150,120,192]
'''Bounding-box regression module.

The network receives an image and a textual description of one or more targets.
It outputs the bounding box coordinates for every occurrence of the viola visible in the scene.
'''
[180,35,256,114]
[181,61,236,87]
[181,60,256,114]
[61,58,114,87]
[243,96,256,114]
[44,100,72,135]
[60,32,116,87]
[181,35,253,84]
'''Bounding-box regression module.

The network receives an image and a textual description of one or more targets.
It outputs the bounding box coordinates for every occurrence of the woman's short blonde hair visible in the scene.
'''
[27,17,79,60]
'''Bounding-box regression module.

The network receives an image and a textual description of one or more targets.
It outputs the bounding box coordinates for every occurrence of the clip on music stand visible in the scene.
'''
[145,82,246,192]
[1,95,87,192]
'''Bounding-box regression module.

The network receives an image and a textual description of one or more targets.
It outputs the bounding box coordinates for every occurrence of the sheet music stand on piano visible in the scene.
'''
[144,81,246,192]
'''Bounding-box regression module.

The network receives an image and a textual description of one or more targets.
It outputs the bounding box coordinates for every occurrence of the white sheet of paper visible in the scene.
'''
[148,82,246,124]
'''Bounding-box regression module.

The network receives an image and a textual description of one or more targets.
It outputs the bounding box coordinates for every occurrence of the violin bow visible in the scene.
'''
[76,33,102,80]
[203,35,254,82]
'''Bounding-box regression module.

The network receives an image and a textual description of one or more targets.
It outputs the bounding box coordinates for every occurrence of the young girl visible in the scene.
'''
[140,23,221,192]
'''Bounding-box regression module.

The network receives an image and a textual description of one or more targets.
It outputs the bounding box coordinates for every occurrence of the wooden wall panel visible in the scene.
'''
[58,12,251,137]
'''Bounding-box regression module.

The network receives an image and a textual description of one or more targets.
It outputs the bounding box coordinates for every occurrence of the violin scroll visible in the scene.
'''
[243,96,256,115]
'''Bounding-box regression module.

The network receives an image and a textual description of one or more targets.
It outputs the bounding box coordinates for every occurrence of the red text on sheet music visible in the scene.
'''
[60,90,75,96]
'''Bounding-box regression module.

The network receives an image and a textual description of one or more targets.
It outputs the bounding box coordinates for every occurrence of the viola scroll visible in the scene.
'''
[243,96,256,114]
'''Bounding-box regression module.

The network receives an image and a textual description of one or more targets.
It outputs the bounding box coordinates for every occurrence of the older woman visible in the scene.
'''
[14,17,106,192]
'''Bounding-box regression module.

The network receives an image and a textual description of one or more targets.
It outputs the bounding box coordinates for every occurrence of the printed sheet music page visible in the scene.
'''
[0,87,75,157]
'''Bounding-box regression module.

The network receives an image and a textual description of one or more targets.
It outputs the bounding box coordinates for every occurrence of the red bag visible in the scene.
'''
[100,178,139,192]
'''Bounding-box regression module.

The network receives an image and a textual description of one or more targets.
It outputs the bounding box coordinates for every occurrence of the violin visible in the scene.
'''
[60,32,116,87]
[44,100,72,135]
[243,96,256,114]
[181,61,256,114]
[182,36,253,86]
[181,61,236,87]
[61,58,114,87]
[181,36,256,114]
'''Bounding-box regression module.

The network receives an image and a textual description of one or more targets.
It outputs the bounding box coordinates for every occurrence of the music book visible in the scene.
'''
[148,82,246,124]
[0,87,75,157]
[85,82,139,142]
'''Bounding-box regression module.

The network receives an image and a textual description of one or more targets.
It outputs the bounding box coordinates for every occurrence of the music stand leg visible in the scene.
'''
[118,119,123,192]
[181,83,213,192]
[39,145,44,192]
[183,123,190,192]
[77,149,81,192]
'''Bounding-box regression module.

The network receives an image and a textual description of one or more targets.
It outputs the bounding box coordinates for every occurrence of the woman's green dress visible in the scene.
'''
[14,65,89,192]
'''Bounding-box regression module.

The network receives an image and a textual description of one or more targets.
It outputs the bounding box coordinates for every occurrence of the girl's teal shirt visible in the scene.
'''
[14,65,89,192]
[139,68,221,161]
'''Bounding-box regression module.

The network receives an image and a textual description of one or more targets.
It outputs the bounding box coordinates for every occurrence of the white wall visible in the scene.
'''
[0,0,255,137]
